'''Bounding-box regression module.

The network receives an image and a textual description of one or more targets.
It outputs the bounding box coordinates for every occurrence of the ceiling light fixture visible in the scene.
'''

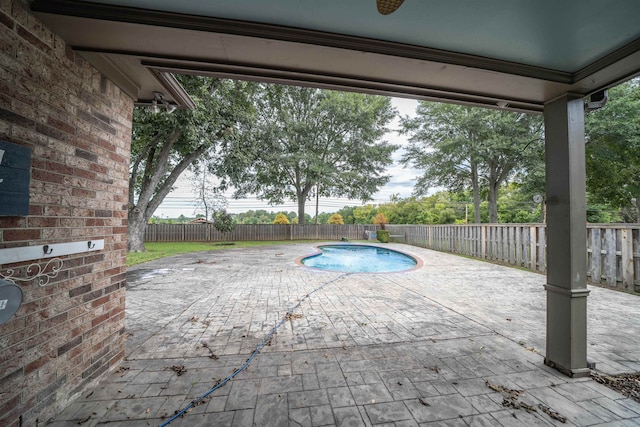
[151,91,177,114]
[377,0,405,15]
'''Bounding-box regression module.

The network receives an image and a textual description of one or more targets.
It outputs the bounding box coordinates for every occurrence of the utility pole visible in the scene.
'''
[315,184,319,224]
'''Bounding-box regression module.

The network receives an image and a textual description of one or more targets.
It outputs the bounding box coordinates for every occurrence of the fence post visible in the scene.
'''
[603,229,616,286]
[621,228,634,291]
[530,226,537,271]
[590,228,601,284]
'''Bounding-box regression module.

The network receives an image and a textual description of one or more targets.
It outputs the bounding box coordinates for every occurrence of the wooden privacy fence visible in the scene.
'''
[144,223,378,243]
[386,224,640,292]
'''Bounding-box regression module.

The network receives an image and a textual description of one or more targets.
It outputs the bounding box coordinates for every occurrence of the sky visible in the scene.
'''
[153,96,422,218]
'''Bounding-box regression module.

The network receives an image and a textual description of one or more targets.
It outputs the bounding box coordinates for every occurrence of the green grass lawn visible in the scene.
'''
[126,240,328,267]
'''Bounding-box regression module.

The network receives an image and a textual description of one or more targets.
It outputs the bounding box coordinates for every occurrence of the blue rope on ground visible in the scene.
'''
[158,273,351,427]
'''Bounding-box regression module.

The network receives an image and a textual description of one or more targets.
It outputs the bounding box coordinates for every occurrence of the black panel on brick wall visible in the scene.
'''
[0,140,31,217]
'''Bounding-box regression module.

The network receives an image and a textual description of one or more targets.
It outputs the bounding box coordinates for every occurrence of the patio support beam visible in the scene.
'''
[543,93,590,377]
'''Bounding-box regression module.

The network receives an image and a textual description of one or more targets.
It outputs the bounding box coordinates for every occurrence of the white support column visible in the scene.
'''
[543,93,590,377]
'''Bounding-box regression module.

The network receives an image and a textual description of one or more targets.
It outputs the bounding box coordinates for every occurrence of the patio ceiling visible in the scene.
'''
[32,0,640,112]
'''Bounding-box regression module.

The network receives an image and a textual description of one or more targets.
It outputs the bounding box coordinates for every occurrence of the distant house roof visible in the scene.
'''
[188,218,211,224]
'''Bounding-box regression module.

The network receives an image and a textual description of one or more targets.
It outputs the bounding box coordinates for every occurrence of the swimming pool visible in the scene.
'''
[300,244,419,273]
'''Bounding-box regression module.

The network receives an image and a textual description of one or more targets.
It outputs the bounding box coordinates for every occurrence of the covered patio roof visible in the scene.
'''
[32,0,640,112]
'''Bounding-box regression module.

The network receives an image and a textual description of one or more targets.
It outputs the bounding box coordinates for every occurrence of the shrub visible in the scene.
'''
[376,230,390,243]
[212,210,235,232]
[273,213,290,224]
[327,213,344,224]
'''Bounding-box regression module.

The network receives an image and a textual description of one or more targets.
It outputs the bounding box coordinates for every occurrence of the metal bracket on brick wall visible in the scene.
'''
[0,240,104,286]
[0,258,64,287]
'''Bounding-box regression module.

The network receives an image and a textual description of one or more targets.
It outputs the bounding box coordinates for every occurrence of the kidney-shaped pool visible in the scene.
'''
[300,244,421,273]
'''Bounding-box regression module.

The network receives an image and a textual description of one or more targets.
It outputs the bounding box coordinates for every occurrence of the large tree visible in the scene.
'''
[401,102,543,223]
[226,85,397,223]
[585,79,640,221]
[128,76,257,252]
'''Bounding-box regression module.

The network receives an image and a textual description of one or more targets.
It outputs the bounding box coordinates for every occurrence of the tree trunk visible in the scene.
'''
[488,182,499,223]
[471,161,481,223]
[315,186,319,224]
[298,196,306,224]
[127,132,207,252]
[127,210,148,252]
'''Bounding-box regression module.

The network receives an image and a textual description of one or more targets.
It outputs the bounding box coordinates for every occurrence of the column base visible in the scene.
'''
[544,284,590,377]
[544,358,591,378]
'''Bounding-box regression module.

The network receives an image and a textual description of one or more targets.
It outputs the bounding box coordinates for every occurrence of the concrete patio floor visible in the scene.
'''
[48,243,640,426]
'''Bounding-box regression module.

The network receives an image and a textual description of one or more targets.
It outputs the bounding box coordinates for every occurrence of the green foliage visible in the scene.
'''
[400,102,543,223]
[585,78,640,222]
[212,210,235,232]
[234,210,312,224]
[376,230,390,243]
[316,212,332,224]
[327,213,345,224]
[273,213,290,224]
[353,205,377,224]
[225,85,398,223]
[586,204,616,223]
[335,206,357,224]
[496,184,541,223]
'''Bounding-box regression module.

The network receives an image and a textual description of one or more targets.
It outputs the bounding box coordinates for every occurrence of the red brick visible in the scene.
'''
[72,187,96,199]
[91,312,109,328]
[46,160,74,175]
[38,311,68,332]
[27,217,58,227]
[86,218,105,227]
[91,295,110,308]
[0,217,26,228]
[3,228,40,241]
[112,226,127,235]
[47,116,75,135]
[0,11,13,30]
[24,352,54,376]
[28,204,43,215]
[0,394,21,421]
[32,168,64,184]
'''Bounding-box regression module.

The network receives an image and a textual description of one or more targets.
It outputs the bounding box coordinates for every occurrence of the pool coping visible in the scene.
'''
[294,242,425,273]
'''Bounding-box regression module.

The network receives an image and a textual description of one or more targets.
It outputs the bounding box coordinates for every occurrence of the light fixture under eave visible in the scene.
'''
[151,91,177,114]
[151,98,160,114]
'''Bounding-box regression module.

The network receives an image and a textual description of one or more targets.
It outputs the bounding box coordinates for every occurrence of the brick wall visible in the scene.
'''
[0,1,132,425]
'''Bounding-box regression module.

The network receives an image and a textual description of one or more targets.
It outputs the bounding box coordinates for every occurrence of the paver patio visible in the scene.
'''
[47,243,640,426]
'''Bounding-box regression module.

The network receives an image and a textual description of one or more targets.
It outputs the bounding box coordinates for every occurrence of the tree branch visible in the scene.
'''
[145,143,209,219]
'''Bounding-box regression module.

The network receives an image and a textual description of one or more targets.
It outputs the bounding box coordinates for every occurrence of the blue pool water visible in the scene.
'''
[301,244,418,273]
